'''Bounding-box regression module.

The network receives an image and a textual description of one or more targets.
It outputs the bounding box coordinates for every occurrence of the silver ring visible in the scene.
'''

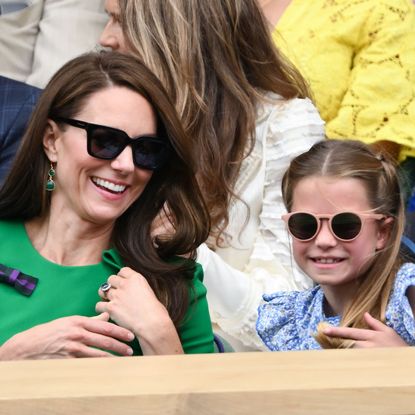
[100,282,112,293]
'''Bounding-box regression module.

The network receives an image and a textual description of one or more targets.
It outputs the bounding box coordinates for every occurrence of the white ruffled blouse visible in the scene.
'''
[197,93,325,351]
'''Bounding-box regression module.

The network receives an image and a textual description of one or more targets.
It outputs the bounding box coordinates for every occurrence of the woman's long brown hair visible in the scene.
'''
[119,0,311,239]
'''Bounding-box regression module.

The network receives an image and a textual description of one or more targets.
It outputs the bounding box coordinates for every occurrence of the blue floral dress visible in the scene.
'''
[256,263,415,351]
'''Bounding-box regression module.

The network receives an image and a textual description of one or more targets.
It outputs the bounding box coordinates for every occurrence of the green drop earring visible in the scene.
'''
[46,162,56,191]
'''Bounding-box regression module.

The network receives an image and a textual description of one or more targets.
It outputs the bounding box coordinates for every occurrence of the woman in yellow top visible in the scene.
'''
[260,0,415,172]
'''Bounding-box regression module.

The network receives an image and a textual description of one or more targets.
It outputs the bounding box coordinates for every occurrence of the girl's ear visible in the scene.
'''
[376,217,394,250]
[43,119,61,162]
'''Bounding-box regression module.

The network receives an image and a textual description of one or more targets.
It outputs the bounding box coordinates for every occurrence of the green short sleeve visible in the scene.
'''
[179,263,214,354]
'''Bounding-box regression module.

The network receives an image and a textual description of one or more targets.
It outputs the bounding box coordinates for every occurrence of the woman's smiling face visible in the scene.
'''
[43,86,155,226]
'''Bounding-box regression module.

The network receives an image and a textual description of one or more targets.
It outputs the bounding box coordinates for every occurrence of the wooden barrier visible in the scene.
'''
[0,348,415,414]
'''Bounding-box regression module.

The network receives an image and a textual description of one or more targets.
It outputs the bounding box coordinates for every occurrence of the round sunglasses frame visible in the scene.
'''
[281,211,386,242]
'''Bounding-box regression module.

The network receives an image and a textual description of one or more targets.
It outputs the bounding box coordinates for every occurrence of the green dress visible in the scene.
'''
[0,220,214,355]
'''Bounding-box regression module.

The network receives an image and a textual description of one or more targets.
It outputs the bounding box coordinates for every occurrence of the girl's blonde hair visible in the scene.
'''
[281,140,405,348]
[118,0,310,238]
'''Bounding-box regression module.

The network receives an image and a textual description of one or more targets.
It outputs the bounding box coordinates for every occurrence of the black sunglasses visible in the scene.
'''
[53,117,171,171]
[282,212,385,242]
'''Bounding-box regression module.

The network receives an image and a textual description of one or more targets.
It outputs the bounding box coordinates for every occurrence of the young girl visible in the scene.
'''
[257,139,415,350]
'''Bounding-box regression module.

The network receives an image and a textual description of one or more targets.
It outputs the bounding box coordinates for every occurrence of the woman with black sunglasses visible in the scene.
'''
[0,51,214,359]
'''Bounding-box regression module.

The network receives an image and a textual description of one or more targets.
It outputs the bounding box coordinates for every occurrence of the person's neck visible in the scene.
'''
[259,0,292,28]
[321,281,359,318]
[25,211,114,267]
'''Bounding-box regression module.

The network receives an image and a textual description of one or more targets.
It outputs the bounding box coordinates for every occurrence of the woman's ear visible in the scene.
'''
[43,119,61,162]
[376,217,394,250]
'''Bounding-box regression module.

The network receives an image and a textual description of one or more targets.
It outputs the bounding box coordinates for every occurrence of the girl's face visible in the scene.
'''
[289,176,389,292]
[100,0,128,52]
[43,86,155,226]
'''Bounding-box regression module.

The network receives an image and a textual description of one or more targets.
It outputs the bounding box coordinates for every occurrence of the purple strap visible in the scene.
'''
[7,269,20,284]
[0,264,38,296]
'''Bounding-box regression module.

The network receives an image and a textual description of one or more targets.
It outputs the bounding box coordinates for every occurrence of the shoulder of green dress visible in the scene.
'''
[166,258,207,301]
[101,248,124,270]
[172,259,204,283]
[189,262,207,300]
[166,256,202,275]
[192,261,204,283]
[0,218,24,233]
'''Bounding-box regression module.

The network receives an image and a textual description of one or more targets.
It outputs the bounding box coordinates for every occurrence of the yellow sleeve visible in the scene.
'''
[325,0,415,160]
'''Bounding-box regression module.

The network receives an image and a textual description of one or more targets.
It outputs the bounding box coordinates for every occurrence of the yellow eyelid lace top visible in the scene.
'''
[273,0,415,161]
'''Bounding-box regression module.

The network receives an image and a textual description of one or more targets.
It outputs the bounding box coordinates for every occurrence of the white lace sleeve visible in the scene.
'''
[198,96,325,349]
[250,97,325,290]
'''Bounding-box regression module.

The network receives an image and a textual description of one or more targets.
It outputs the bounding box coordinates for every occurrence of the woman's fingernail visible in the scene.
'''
[126,348,134,356]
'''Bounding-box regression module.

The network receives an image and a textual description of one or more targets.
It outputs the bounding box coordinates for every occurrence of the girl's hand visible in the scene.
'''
[0,313,135,360]
[322,312,408,348]
[96,267,183,355]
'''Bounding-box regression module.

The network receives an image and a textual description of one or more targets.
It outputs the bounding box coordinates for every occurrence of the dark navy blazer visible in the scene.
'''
[0,76,41,185]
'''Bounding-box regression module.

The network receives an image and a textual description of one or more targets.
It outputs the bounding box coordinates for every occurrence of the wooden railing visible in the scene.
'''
[0,348,414,414]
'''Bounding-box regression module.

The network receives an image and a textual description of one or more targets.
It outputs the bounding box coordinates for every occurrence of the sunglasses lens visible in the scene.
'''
[288,213,318,240]
[331,213,362,240]
[87,125,169,170]
[133,138,169,170]
[89,128,124,159]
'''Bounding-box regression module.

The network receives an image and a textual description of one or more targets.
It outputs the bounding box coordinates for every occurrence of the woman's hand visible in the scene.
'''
[96,267,183,355]
[0,312,135,361]
[322,312,408,348]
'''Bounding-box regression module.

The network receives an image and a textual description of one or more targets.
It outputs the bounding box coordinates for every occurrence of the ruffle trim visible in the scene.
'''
[257,289,318,351]
[385,262,415,345]
[209,94,325,348]
[250,95,325,288]
[211,274,286,350]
